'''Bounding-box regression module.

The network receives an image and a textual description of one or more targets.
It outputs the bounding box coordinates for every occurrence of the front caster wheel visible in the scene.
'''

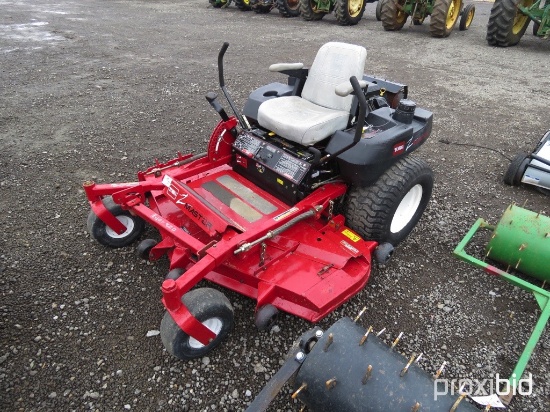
[136,238,157,260]
[161,288,234,361]
[255,304,279,331]
[87,197,145,248]
[344,156,433,246]
[374,242,394,266]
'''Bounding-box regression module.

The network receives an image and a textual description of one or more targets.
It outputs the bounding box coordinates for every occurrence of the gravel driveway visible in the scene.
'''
[1,0,549,411]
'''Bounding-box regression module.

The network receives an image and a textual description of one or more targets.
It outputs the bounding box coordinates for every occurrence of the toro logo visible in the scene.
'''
[393,141,406,156]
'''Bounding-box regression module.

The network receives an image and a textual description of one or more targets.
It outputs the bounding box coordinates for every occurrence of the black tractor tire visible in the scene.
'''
[375,0,383,21]
[278,0,301,16]
[381,0,408,31]
[300,0,326,20]
[533,21,540,36]
[459,3,475,30]
[160,288,234,361]
[343,156,433,246]
[255,304,279,331]
[209,0,232,7]
[335,0,367,25]
[503,152,530,186]
[486,0,533,47]
[254,3,273,12]
[87,197,145,248]
[235,0,252,10]
[430,0,462,37]
[136,238,157,260]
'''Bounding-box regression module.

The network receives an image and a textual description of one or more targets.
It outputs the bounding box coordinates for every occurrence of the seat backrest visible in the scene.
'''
[301,42,367,112]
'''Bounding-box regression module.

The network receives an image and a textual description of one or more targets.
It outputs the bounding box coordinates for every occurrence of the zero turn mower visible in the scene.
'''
[84,42,434,360]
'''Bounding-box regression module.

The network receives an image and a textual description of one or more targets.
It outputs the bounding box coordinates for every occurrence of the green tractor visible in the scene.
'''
[299,0,376,25]
[380,0,475,37]
[487,0,550,46]
[233,0,301,16]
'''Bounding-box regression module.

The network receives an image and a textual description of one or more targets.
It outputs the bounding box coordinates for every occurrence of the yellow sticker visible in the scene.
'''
[276,178,284,185]
[342,229,360,242]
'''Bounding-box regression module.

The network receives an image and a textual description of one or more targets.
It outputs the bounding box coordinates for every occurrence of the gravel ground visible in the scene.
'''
[1,0,549,411]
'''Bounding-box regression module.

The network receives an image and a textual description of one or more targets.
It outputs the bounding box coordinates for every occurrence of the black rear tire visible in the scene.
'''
[160,288,234,361]
[503,152,530,186]
[300,0,326,20]
[343,157,433,246]
[486,0,533,47]
[278,0,301,16]
[334,0,366,25]
[87,197,145,248]
[381,0,408,31]
[430,0,462,37]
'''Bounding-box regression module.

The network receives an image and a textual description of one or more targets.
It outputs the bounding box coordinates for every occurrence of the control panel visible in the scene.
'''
[232,130,314,204]
[233,131,311,185]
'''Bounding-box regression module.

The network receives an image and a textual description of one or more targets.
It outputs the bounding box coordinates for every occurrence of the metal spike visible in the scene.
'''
[325,377,337,390]
[485,247,493,258]
[359,326,373,346]
[400,353,417,377]
[518,243,527,251]
[449,393,467,412]
[291,383,307,399]
[415,353,423,363]
[354,306,367,323]
[522,199,528,208]
[433,361,447,380]
[411,402,421,412]
[536,211,541,218]
[515,258,522,269]
[484,405,492,411]
[376,327,386,337]
[323,333,333,352]
[391,332,404,349]
[361,365,373,384]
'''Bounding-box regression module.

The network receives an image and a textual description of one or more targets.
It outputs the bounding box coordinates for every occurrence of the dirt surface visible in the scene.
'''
[1,1,550,411]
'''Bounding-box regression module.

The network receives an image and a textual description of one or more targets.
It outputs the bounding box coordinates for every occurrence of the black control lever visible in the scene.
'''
[205,91,230,122]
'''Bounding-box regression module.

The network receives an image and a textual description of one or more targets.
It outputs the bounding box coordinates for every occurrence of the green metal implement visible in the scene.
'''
[454,204,550,403]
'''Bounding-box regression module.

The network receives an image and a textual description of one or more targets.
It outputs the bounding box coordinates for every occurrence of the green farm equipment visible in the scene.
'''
[454,204,550,403]
[487,0,550,46]
[380,0,475,37]
[210,0,232,7]
[299,0,376,25]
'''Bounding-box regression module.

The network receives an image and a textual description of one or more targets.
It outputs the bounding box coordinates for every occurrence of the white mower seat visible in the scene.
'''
[257,42,367,146]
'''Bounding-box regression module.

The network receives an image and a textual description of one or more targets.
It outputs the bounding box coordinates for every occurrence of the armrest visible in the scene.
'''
[269,63,304,72]
[335,79,369,97]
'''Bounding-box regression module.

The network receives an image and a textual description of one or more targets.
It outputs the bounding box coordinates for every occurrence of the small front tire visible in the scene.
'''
[255,304,279,331]
[161,288,234,361]
[87,197,145,248]
[459,3,475,30]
